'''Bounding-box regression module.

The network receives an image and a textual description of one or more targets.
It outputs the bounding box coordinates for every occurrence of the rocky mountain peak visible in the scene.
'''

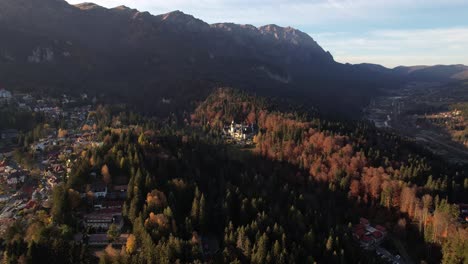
[158,10,210,31]
[259,24,317,47]
[113,5,131,11]
[74,2,104,10]
[161,10,197,23]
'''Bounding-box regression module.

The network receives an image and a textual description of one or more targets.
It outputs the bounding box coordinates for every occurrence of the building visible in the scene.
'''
[224,121,257,143]
[84,214,115,230]
[0,89,12,99]
[0,194,10,202]
[375,225,387,236]
[106,185,128,199]
[75,233,129,247]
[32,142,46,152]
[458,204,468,223]
[81,182,108,198]
[352,218,387,249]
[0,89,12,105]
[6,173,25,185]
[360,217,370,226]
[0,160,6,172]
[83,208,122,231]
[0,129,18,140]
[94,200,123,210]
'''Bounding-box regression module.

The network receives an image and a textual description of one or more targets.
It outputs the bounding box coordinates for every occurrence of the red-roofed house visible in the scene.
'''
[375,225,387,234]
[25,200,36,209]
[353,228,366,240]
[352,218,387,249]
[372,231,383,239]
[353,223,365,231]
[360,218,370,226]
[360,235,374,248]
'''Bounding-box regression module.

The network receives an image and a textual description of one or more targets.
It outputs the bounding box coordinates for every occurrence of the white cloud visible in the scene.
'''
[314,27,468,67]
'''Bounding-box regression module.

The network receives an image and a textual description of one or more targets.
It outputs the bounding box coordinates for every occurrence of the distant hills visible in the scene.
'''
[358,63,468,82]
[0,0,466,116]
[394,64,468,81]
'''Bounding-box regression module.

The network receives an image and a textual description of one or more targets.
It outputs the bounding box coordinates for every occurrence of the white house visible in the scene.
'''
[81,182,108,198]
[32,142,46,152]
[94,186,108,198]
[6,174,25,185]
[1,129,18,140]
[7,176,18,185]
[0,194,10,202]
[0,89,12,98]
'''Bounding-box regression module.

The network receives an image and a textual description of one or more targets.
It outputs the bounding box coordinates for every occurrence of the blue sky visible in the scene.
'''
[65,0,468,67]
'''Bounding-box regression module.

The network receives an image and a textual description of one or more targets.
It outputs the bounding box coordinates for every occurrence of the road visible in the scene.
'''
[366,85,468,164]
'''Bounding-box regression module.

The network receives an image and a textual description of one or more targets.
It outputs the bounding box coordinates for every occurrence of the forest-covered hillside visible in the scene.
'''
[1,89,467,264]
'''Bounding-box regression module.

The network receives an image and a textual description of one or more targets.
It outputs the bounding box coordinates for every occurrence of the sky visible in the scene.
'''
[65,0,468,68]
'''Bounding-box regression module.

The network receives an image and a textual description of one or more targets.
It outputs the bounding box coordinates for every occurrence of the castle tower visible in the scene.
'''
[230,120,235,133]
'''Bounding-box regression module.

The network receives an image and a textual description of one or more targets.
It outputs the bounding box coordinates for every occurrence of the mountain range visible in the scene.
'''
[0,0,466,116]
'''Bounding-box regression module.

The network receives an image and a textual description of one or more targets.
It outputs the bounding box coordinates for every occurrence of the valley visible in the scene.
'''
[365,82,468,164]
[0,0,467,263]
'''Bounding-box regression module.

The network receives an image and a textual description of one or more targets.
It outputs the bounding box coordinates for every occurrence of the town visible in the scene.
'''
[0,88,128,253]
[0,87,466,263]
[418,108,468,148]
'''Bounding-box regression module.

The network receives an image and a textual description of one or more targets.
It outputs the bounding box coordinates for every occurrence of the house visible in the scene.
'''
[32,143,46,152]
[22,94,34,103]
[0,89,12,99]
[75,233,129,247]
[6,174,22,185]
[375,225,387,235]
[0,147,15,158]
[0,194,10,202]
[82,182,108,198]
[87,234,109,246]
[360,235,375,248]
[0,160,6,172]
[20,183,35,199]
[83,208,122,230]
[352,226,366,240]
[458,204,468,223]
[7,174,19,185]
[51,164,65,173]
[360,218,370,226]
[93,185,107,198]
[352,219,387,249]
[32,188,47,201]
[0,129,18,140]
[24,200,37,210]
[108,185,128,199]
[84,214,115,230]
[113,185,128,193]
[94,200,123,210]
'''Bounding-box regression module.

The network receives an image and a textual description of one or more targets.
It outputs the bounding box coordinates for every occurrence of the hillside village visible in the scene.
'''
[0,87,466,263]
[418,108,468,147]
[0,88,128,248]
